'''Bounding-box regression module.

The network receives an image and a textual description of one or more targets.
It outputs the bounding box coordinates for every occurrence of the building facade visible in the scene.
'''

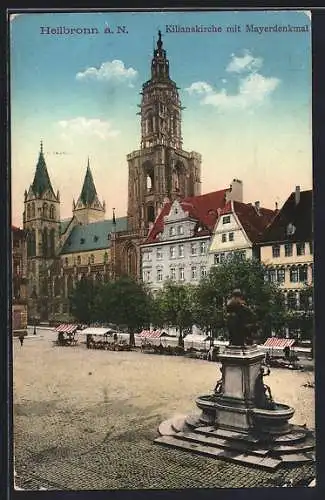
[12,226,28,334]
[259,187,313,308]
[208,200,276,267]
[140,180,244,292]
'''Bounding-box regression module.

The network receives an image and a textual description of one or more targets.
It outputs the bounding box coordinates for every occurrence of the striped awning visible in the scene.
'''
[55,324,78,334]
[263,338,295,348]
[139,330,164,339]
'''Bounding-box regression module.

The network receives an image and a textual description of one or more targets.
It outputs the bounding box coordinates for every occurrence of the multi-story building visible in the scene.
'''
[141,180,244,292]
[208,200,276,267]
[258,187,313,335]
[12,226,28,335]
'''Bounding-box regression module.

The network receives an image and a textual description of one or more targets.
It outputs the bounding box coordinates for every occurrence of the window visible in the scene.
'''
[234,250,246,261]
[77,256,81,265]
[222,216,231,224]
[214,252,226,264]
[287,291,297,310]
[156,247,163,260]
[200,241,206,255]
[170,246,176,259]
[272,245,280,258]
[179,267,185,281]
[157,269,163,282]
[178,244,184,258]
[190,243,197,256]
[171,267,176,280]
[229,232,234,242]
[169,226,176,237]
[65,257,69,266]
[178,225,184,235]
[309,241,313,255]
[191,266,197,280]
[104,252,108,263]
[296,242,305,256]
[201,266,207,278]
[299,265,308,282]
[290,266,299,283]
[268,269,276,282]
[143,270,151,282]
[90,254,95,264]
[276,268,285,283]
[222,233,227,243]
[284,243,293,257]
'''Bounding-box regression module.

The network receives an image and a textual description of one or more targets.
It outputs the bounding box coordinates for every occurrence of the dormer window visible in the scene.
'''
[80,238,85,244]
[287,223,296,236]
[94,236,99,242]
[223,216,231,224]
[296,242,305,256]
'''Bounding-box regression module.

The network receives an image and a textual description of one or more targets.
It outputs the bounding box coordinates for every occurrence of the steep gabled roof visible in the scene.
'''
[31,141,55,197]
[145,188,228,244]
[259,189,312,244]
[220,201,276,243]
[60,216,127,254]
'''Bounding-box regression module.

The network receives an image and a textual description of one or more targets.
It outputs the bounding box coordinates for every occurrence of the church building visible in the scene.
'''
[23,31,203,323]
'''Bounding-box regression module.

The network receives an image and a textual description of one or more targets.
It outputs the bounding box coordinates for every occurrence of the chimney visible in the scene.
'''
[254,201,260,215]
[295,186,300,205]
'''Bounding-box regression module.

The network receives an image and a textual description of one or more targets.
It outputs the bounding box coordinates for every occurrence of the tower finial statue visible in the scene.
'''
[157,30,162,50]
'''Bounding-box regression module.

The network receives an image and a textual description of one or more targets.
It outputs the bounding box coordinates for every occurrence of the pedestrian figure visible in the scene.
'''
[19,334,24,346]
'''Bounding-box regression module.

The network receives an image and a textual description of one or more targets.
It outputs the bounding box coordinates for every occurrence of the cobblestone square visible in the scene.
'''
[13,330,315,490]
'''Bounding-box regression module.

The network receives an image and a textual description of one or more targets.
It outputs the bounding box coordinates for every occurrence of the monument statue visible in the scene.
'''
[226,289,257,346]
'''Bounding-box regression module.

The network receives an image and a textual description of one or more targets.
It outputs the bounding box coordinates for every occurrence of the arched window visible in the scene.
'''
[49,205,54,219]
[31,203,35,218]
[43,203,48,218]
[54,277,61,297]
[67,275,74,296]
[43,227,48,257]
[27,205,31,220]
[50,228,55,256]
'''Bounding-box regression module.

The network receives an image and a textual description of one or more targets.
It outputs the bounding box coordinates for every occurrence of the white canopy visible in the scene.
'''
[80,327,114,336]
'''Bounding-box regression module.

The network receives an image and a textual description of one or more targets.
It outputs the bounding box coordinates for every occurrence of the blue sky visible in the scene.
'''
[10,10,312,226]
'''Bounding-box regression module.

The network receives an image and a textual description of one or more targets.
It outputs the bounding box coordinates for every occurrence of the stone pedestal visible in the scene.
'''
[214,345,265,432]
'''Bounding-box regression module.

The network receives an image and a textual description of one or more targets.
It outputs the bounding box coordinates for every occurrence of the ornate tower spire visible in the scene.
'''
[140,31,182,150]
[73,158,105,224]
[31,141,55,197]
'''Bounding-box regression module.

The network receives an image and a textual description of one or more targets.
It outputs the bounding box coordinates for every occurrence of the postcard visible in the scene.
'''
[10,9,314,491]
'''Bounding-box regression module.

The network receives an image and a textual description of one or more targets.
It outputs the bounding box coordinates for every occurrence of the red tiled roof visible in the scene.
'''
[219,201,275,242]
[145,189,228,244]
[232,201,276,242]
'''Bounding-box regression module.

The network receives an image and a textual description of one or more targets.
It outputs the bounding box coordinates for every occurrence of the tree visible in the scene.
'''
[69,277,103,325]
[154,281,195,346]
[96,276,152,346]
[194,255,286,342]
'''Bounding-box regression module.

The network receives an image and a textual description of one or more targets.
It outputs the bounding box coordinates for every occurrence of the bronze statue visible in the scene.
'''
[226,289,257,346]
[254,365,276,409]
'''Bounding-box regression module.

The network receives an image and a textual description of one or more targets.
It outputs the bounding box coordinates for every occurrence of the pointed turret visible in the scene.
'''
[73,158,105,224]
[78,158,97,206]
[31,141,55,197]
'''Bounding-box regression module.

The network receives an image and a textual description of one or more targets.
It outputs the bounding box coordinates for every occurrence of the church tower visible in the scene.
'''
[73,158,105,224]
[127,31,202,231]
[23,141,60,320]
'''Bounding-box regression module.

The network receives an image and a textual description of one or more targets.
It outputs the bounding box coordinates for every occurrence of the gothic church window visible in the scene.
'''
[43,227,48,257]
[43,203,48,218]
[31,203,35,217]
[27,205,31,219]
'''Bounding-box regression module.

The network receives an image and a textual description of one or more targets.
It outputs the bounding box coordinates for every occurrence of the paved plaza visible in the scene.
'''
[13,329,316,490]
